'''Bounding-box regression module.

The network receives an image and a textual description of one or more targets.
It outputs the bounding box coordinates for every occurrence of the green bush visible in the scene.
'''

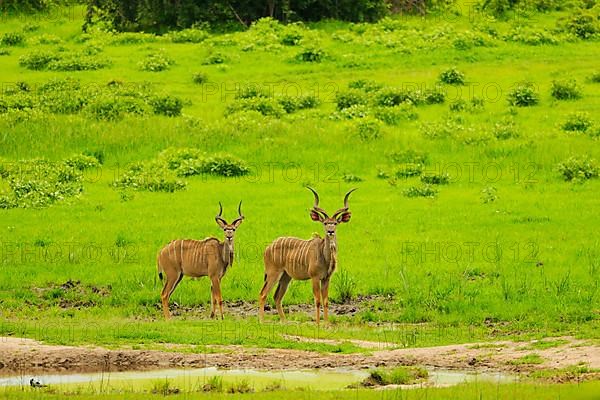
[421,173,450,185]
[439,68,465,85]
[201,155,250,177]
[505,26,560,45]
[507,82,539,107]
[449,99,467,112]
[493,117,520,139]
[47,55,109,71]
[113,161,187,192]
[296,47,325,62]
[0,32,25,46]
[590,72,600,83]
[64,154,101,171]
[277,95,319,113]
[168,28,209,43]
[551,80,582,100]
[151,95,183,117]
[0,48,10,56]
[202,52,227,65]
[355,118,382,141]
[387,149,428,165]
[561,112,593,132]
[557,156,599,182]
[335,90,368,110]
[226,97,284,118]
[0,158,87,209]
[19,50,61,70]
[373,104,418,125]
[395,163,424,178]
[564,9,599,39]
[403,184,438,198]
[192,72,208,85]
[86,97,126,121]
[138,52,174,72]
[348,79,383,92]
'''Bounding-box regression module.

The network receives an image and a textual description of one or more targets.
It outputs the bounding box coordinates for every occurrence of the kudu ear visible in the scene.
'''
[310,210,324,222]
[337,211,351,223]
[215,217,227,229]
[232,217,244,228]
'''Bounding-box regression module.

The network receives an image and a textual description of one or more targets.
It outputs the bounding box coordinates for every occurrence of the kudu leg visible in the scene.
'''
[211,277,224,320]
[274,272,292,321]
[311,278,321,325]
[320,278,330,323]
[161,272,183,320]
[258,272,282,322]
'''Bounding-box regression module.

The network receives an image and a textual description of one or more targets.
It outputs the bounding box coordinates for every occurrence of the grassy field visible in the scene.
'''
[0,1,599,357]
[3,381,600,400]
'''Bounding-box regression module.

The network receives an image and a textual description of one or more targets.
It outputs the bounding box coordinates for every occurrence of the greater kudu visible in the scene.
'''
[259,187,356,324]
[157,202,244,319]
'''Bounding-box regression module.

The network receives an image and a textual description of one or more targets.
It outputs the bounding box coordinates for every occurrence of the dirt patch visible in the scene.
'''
[0,336,598,379]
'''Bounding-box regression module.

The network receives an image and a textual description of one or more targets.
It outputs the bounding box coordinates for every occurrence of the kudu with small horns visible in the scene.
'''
[259,187,356,324]
[157,202,244,319]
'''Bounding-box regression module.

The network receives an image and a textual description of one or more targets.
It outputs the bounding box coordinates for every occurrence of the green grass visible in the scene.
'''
[510,353,545,366]
[2,381,600,400]
[0,3,599,353]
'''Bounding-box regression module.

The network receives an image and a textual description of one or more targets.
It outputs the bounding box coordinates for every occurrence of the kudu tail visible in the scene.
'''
[157,253,163,281]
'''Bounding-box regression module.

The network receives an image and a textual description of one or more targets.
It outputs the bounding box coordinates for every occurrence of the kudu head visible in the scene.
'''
[307,187,356,240]
[215,201,244,251]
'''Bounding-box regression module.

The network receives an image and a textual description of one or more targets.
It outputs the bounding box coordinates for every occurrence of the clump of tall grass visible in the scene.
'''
[403,185,438,198]
[556,156,599,182]
[439,67,465,85]
[138,50,174,71]
[0,154,99,209]
[360,367,428,387]
[551,80,583,100]
[561,112,592,132]
[333,269,357,303]
[507,82,539,107]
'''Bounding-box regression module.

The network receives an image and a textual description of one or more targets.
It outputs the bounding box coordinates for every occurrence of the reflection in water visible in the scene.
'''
[0,367,517,390]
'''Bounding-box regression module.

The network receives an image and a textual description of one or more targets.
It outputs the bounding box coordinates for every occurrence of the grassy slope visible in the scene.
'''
[0,5,599,349]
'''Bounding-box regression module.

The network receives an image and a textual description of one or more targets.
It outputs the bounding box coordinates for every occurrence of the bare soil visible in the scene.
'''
[1,335,598,380]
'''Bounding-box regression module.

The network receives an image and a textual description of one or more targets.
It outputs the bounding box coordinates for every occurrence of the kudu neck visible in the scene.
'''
[222,239,234,266]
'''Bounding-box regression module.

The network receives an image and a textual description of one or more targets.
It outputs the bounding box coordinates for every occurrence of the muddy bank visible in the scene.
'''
[0,336,598,377]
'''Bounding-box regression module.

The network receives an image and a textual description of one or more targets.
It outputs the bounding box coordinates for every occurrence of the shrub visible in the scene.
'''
[561,112,593,132]
[335,90,368,110]
[0,32,25,46]
[421,173,450,185]
[64,154,101,171]
[19,50,60,70]
[86,97,125,121]
[138,52,174,72]
[439,68,465,85]
[277,95,320,113]
[395,163,424,178]
[362,367,428,386]
[449,100,467,112]
[0,159,86,209]
[493,117,520,139]
[505,26,560,45]
[423,88,445,104]
[296,47,325,62]
[387,149,428,165]
[0,48,10,56]
[29,34,62,45]
[342,173,363,183]
[168,28,209,43]
[373,104,418,125]
[201,155,249,177]
[403,184,438,198]
[348,79,383,92]
[202,52,227,65]
[564,9,599,39]
[507,82,539,107]
[556,156,599,182]
[355,118,382,141]
[551,80,582,100]
[113,161,187,192]
[47,55,109,71]
[481,186,498,203]
[151,95,183,117]
[374,88,419,107]
[281,30,303,46]
[192,72,208,85]
[226,98,284,118]
[590,72,600,83]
